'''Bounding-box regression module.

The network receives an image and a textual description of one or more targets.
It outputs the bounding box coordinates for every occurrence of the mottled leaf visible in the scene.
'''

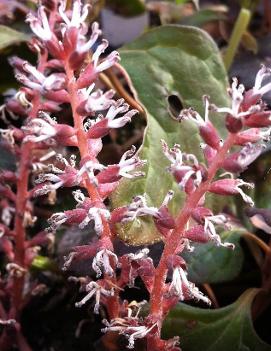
[183,229,245,284]
[112,25,231,245]
[163,289,271,351]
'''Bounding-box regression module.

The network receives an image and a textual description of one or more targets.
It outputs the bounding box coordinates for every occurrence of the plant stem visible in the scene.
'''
[12,49,47,313]
[64,64,119,319]
[224,8,251,71]
[105,68,144,114]
[65,64,102,202]
[243,232,271,255]
[202,284,219,308]
[150,133,237,323]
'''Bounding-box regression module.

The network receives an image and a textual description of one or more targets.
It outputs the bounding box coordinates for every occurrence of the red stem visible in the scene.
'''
[64,63,119,319]
[150,133,237,322]
[11,49,48,316]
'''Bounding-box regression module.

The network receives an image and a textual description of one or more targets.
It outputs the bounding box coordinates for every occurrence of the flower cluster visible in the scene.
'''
[1,1,271,350]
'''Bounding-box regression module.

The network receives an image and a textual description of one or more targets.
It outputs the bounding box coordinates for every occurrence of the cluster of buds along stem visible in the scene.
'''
[1,0,271,350]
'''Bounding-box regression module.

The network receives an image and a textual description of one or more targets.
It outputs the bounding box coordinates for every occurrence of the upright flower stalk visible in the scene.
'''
[1,1,271,350]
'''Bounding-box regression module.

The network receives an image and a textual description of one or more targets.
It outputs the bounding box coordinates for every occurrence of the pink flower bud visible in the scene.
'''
[87,118,110,139]
[234,128,265,145]
[76,63,97,89]
[225,114,243,133]
[64,208,88,225]
[63,27,79,56]
[191,207,213,223]
[244,111,271,128]
[44,90,70,103]
[154,205,176,237]
[166,255,186,269]
[242,65,271,110]
[137,259,155,292]
[242,89,261,111]
[222,144,262,173]
[183,225,209,243]
[209,179,254,206]
[8,56,26,72]
[110,207,128,224]
[97,146,145,184]
[202,144,217,165]
[6,98,27,116]
[26,8,64,58]
[179,97,221,150]
[199,121,221,150]
[161,140,205,193]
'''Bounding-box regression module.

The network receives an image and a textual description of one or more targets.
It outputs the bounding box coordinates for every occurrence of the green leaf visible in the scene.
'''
[175,0,189,4]
[245,152,271,209]
[183,229,245,284]
[106,0,145,16]
[180,9,226,27]
[0,25,28,51]
[111,25,231,245]
[31,255,58,272]
[163,289,271,351]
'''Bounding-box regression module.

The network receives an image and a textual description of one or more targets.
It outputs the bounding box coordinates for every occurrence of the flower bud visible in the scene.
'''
[225,114,243,133]
[183,225,209,243]
[201,144,217,165]
[166,255,186,270]
[77,63,97,89]
[234,128,265,145]
[199,121,221,150]
[244,111,271,128]
[209,179,254,206]
[222,144,262,173]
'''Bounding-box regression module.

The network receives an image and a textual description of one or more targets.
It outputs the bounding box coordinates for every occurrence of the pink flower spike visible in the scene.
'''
[214,78,245,118]
[83,88,115,114]
[102,318,157,349]
[59,0,90,29]
[92,249,118,277]
[96,51,120,73]
[26,6,52,41]
[47,208,87,232]
[92,39,109,67]
[179,96,221,150]
[17,62,66,93]
[78,206,111,235]
[248,65,271,99]
[22,115,56,143]
[161,140,204,192]
[86,100,137,139]
[169,266,211,305]
[97,145,146,184]
[209,179,254,206]
[77,159,105,185]
[77,22,102,53]
[75,281,114,313]
[22,112,75,144]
